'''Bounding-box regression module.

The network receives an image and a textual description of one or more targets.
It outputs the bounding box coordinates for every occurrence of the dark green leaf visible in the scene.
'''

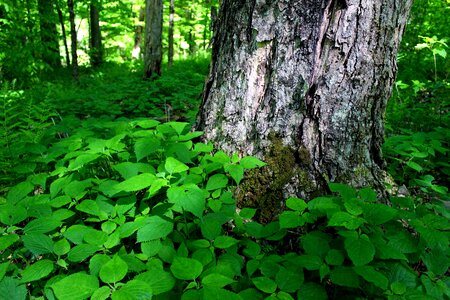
[170,257,203,280]
[52,273,99,300]
[20,259,54,283]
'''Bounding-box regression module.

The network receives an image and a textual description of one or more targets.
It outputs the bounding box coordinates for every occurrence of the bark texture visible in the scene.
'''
[197,0,412,216]
[89,1,103,67]
[67,0,78,81]
[132,7,145,60]
[168,0,175,67]
[143,0,163,79]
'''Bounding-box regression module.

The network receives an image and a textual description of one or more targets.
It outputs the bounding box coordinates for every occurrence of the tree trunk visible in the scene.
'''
[38,0,61,68]
[56,2,70,66]
[132,7,145,60]
[168,0,175,67]
[196,0,412,221]
[143,0,163,79]
[67,0,78,81]
[89,0,102,67]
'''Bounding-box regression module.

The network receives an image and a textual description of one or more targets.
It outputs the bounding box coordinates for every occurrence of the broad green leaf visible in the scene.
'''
[275,267,303,293]
[201,218,222,240]
[279,211,303,229]
[344,236,375,266]
[330,267,360,287]
[170,257,203,280]
[22,233,54,255]
[101,221,117,234]
[325,249,344,265]
[52,273,99,300]
[0,277,27,300]
[296,283,327,300]
[137,216,174,242]
[202,273,235,288]
[53,238,71,256]
[239,208,257,219]
[301,232,330,258]
[113,162,154,179]
[99,255,128,283]
[141,240,163,257]
[0,204,27,226]
[23,217,61,234]
[64,224,93,244]
[0,262,9,281]
[252,277,277,294]
[328,212,365,229]
[49,195,72,208]
[206,174,228,190]
[135,270,176,295]
[224,164,244,184]
[363,203,397,225]
[6,181,34,205]
[111,280,153,300]
[297,255,322,270]
[84,229,108,246]
[406,161,423,171]
[354,265,389,290]
[135,137,161,162]
[202,287,243,300]
[91,286,111,300]
[165,157,189,174]
[67,244,100,262]
[286,197,307,212]
[20,259,54,283]
[115,173,156,192]
[422,250,449,276]
[63,179,92,199]
[240,156,266,169]
[149,178,168,195]
[167,185,206,218]
[68,153,100,171]
[134,119,160,129]
[167,122,189,135]
[76,200,108,219]
[328,183,356,200]
[89,254,110,276]
[0,234,19,251]
[214,236,239,249]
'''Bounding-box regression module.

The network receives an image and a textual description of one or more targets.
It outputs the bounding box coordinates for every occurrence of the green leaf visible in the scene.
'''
[252,277,277,294]
[275,267,303,293]
[111,280,153,300]
[206,174,228,190]
[67,244,100,262]
[7,181,34,205]
[135,137,161,162]
[134,119,160,129]
[214,236,239,249]
[201,218,222,240]
[52,273,99,300]
[330,267,360,287]
[115,173,156,192]
[0,204,27,226]
[137,216,174,242]
[89,254,110,276]
[203,287,243,300]
[391,281,406,295]
[301,232,330,258]
[354,266,389,290]
[165,157,189,174]
[240,156,266,169]
[328,183,356,200]
[224,164,244,184]
[202,273,235,288]
[296,283,327,300]
[68,153,100,171]
[328,212,365,229]
[0,277,27,300]
[99,255,128,283]
[170,257,203,280]
[134,270,175,295]
[363,203,397,225]
[167,122,189,135]
[0,234,19,251]
[406,161,423,171]
[20,259,54,283]
[167,185,206,218]
[0,262,9,281]
[113,162,154,180]
[23,217,61,234]
[286,197,307,212]
[23,233,54,255]
[297,255,322,270]
[344,236,375,266]
[91,286,111,300]
[325,249,344,266]
[279,211,303,229]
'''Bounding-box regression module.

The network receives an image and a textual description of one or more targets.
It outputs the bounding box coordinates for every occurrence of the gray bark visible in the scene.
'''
[143,0,163,79]
[132,7,145,60]
[197,0,412,213]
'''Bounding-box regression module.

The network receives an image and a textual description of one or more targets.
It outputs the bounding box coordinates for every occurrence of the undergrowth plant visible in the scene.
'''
[0,120,448,300]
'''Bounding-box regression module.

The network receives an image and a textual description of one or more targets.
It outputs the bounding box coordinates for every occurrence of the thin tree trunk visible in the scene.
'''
[168,0,175,67]
[38,0,61,68]
[67,0,78,81]
[132,7,145,60]
[56,3,70,66]
[143,0,163,79]
[196,0,412,222]
[89,0,102,66]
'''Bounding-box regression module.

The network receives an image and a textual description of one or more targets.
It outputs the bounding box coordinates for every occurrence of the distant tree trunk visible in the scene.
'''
[38,0,61,68]
[67,0,78,81]
[132,7,145,60]
[196,0,412,221]
[56,2,70,66]
[89,0,102,66]
[168,0,175,66]
[143,0,163,79]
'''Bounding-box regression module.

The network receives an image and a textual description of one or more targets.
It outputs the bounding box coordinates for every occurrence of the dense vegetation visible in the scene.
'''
[0,0,448,299]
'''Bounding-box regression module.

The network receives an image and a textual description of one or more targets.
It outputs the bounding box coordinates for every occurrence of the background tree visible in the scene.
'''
[89,0,102,66]
[168,0,175,66]
[143,0,163,78]
[38,0,61,68]
[197,0,413,218]
[132,7,145,60]
[67,0,78,81]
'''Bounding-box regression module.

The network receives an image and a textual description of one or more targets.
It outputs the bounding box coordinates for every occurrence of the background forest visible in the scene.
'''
[0,0,449,299]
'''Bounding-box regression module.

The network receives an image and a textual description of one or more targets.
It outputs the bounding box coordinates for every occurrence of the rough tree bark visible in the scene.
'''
[89,0,103,67]
[38,0,61,68]
[143,0,163,79]
[168,0,175,67]
[196,0,412,221]
[67,0,78,81]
